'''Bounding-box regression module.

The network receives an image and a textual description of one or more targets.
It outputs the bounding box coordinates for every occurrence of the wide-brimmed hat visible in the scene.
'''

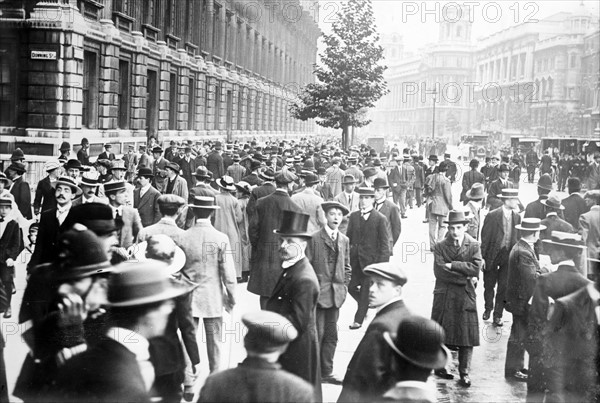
[6,162,26,174]
[107,260,194,307]
[59,141,71,151]
[304,173,319,186]
[498,188,519,199]
[151,146,163,154]
[44,160,62,172]
[193,166,210,179]
[363,167,378,178]
[466,183,485,200]
[64,159,84,171]
[232,154,241,162]
[235,181,252,195]
[110,159,127,171]
[56,176,83,196]
[80,172,100,188]
[55,224,113,281]
[259,168,276,181]
[104,181,127,194]
[541,231,585,251]
[165,162,180,173]
[321,201,349,216]
[515,218,546,231]
[342,175,357,185]
[541,193,564,210]
[537,174,553,191]
[444,210,471,225]
[498,163,510,172]
[373,178,389,189]
[189,196,220,210]
[364,262,407,285]
[137,167,154,178]
[273,210,311,238]
[0,172,12,187]
[63,203,120,236]
[383,316,449,370]
[217,175,236,191]
[128,236,186,275]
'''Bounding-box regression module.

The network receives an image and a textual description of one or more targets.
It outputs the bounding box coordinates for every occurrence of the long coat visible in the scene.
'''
[338,300,411,403]
[248,190,301,297]
[152,157,168,192]
[199,357,314,403]
[505,239,544,317]
[562,193,588,229]
[377,200,401,249]
[33,176,57,214]
[117,206,142,249]
[10,176,32,219]
[206,151,225,179]
[291,188,326,234]
[307,228,351,309]
[431,234,482,347]
[179,220,236,318]
[460,169,485,203]
[133,186,161,228]
[266,257,322,400]
[213,192,244,277]
[29,207,71,268]
[480,207,521,268]
[425,173,452,216]
[237,196,252,273]
[346,209,391,271]
[325,165,345,197]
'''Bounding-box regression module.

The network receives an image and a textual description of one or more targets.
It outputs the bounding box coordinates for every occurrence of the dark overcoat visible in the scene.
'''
[33,176,57,214]
[247,190,301,297]
[206,151,224,179]
[561,193,588,229]
[133,185,161,227]
[480,207,521,268]
[524,198,547,220]
[377,200,401,248]
[505,239,544,317]
[10,176,32,219]
[346,209,390,271]
[460,169,485,203]
[266,257,322,400]
[431,234,482,347]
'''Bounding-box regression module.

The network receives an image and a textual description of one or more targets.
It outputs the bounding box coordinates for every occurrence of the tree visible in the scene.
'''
[507,102,531,134]
[546,105,578,137]
[290,0,388,149]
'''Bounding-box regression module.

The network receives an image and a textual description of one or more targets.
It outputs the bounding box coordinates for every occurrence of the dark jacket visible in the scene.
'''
[97,151,116,161]
[199,357,315,403]
[206,151,224,179]
[377,200,401,250]
[460,169,485,203]
[133,186,161,227]
[562,193,588,229]
[505,239,544,317]
[33,176,57,214]
[338,300,412,403]
[307,228,351,309]
[266,258,322,400]
[29,207,71,268]
[10,176,32,219]
[431,234,482,347]
[0,219,23,269]
[480,207,521,268]
[346,209,391,270]
[487,179,516,210]
[524,197,547,220]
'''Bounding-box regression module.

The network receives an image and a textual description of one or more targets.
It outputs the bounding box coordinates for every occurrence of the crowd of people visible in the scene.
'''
[0,136,598,403]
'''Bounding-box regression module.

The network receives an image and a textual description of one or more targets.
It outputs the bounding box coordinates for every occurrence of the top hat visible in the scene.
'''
[304,173,319,186]
[355,187,375,197]
[189,196,220,210]
[515,218,547,231]
[273,210,311,238]
[541,193,564,210]
[194,166,210,179]
[444,210,471,225]
[6,162,26,174]
[0,194,12,207]
[10,148,25,161]
[152,146,164,154]
[217,175,236,192]
[128,235,187,275]
[165,162,180,173]
[63,203,120,236]
[44,160,61,172]
[383,316,449,370]
[498,188,519,199]
[109,159,127,171]
[342,174,357,185]
[0,173,11,187]
[541,230,585,251]
[428,155,439,162]
[59,141,71,151]
[259,168,276,181]
[537,174,553,191]
[55,224,113,281]
[242,311,298,353]
[466,183,485,200]
[321,201,349,216]
[107,260,193,307]
[363,167,378,178]
[104,181,127,194]
[137,167,154,178]
[498,163,510,172]
[235,181,252,195]
[64,159,84,171]
[56,176,83,196]
[373,178,389,189]
[364,262,407,286]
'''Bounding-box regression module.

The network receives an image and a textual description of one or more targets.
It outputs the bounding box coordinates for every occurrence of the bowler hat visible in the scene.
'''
[373,159,382,167]
[317,167,327,176]
[110,159,127,171]
[444,210,471,225]
[541,193,564,210]
[104,181,127,194]
[137,167,154,178]
[498,188,519,199]
[355,187,375,197]
[304,173,319,186]
[537,174,553,191]
[363,167,378,178]
[515,218,546,231]
[10,148,25,162]
[55,224,113,281]
[165,162,180,173]
[342,175,357,185]
[235,181,252,195]
[217,175,236,191]
[541,230,585,251]
[63,203,120,236]
[567,177,581,192]
[157,194,185,207]
[273,210,311,238]
[189,196,220,210]
[498,163,510,172]
[428,155,439,162]
[383,316,449,370]
[466,183,485,200]
[107,260,193,307]
[128,235,187,275]
[56,176,83,196]
[59,141,71,151]
[243,311,298,353]
[363,262,407,286]
[321,201,349,216]
[373,178,389,189]
[64,159,84,171]
[194,166,210,179]
[152,146,164,154]
[6,162,26,174]
[232,154,241,162]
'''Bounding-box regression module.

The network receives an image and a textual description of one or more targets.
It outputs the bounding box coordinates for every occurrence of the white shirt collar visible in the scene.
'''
[140,183,151,193]
[557,260,575,267]
[376,295,403,313]
[160,216,177,225]
[275,188,288,193]
[546,212,558,217]
[57,202,72,214]
[106,327,150,360]
[282,250,306,269]
[324,225,338,240]
[586,283,600,323]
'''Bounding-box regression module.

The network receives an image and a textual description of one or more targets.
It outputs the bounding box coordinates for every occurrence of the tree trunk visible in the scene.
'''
[342,125,349,150]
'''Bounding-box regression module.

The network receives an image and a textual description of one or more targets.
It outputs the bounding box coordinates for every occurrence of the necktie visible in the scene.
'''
[0,218,4,223]
[331,232,337,242]
[376,202,383,211]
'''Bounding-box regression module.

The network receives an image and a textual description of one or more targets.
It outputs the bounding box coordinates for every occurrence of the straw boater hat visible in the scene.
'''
[128,234,186,276]
[0,194,12,207]
[515,218,546,231]
[189,196,220,210]
[541,231,585,251]
[498,188,519,199]
[109,159,127,171]
[235,181,252,195]
[56,176,83,197]
[80,172,101,188]
[273,210,312,239]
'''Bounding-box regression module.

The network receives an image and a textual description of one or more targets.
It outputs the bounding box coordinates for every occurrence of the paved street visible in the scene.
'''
[3,167,547,402]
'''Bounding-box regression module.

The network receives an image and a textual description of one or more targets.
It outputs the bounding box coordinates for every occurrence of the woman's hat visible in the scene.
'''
[321,201,349,216]
[273,210,312,238]
[383,316,449,370]
[466,183,485,200]
[128,235,186,275]
[107,260,193,307]
[189,196,220,210]
[498,188,519,199]
[541,231,585,250]
[44,160,62,172]
[235,181,252,194]
[6,162,26,174]
[540,193,564,210]
[259,168,276,181]
[217,175,236,191]
[56,176,83,196]
[55,224,113,281]
[0,172,12,187]
[444,210,471,225]
[515,218,547,231]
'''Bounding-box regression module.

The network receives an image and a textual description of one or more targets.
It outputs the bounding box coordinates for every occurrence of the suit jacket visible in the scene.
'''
[97,151,116,161]
[333,191,359,234]
[307,228,351,309]
[133,186,161,227]
[376,200,401,249]
[138,152,150,169]
[412,162,425,188]
[226,163,247,183]
[77,148,90,166]
[33,176,57,214]
[72,195,108,207]
[178,220,236,317]
[152,157,168,191]
[50,337,150,403]
[325,166,345,197]
[540,214,574,255]
[387,165,404,192]
[10,176,32,219]
[505,239,543,316]
[562,193,589,229]
[206,151,224,179]
[580,205,600,261]
[291,189,326,234]
[460,170,485,203]
[0,219,23,269]
[165,175,189,201]
[346,209,390,270]
[425,173,452,216]
[339,300,412,403]
[266,258,321,399]
[117,206,142,249]
[136,218,184,243]
[525,198,548,220]
[199,357,314,403]
[29,207,71,268]
[480,207,521,267]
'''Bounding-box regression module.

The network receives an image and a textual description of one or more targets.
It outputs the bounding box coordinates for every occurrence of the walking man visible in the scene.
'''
[425,161,453,251]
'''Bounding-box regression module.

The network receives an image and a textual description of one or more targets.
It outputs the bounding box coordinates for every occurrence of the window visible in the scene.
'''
[117,60,130,129]
[188,77,195,130]
[204,82,210,129]
[113,0,129,13]
[214,84,220,130]
[570,54,577,68]
[543,59,548,71]
[82,50,98,128]
[246,90,252,130]
[212,3,221,56]
[0,46,17,126]
[169,72,177,130]
[237,90,243,130]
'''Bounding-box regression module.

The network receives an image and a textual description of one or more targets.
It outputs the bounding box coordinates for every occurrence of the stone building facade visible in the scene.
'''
[0,0,320,164]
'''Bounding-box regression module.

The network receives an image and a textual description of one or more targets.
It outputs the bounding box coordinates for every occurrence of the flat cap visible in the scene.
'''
[157,194,185,207]
[364,262,407,286]
[275,170,297,184]
[242,310,298,353]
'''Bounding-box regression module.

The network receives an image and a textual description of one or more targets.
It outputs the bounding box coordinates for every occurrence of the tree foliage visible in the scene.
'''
[290,0,388,147]
[507,102,531,134]
[546,105,578,137]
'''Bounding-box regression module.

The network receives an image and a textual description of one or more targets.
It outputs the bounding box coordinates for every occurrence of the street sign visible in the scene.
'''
[31,51,57,60]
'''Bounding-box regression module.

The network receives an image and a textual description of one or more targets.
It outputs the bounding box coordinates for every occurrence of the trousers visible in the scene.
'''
[348,267,370,324]
[505,313,528,375]
[194,317,222,373]
[483,251,509,319]
[458,346,474,375]
[428,213,447,250]
[316,307,340,376]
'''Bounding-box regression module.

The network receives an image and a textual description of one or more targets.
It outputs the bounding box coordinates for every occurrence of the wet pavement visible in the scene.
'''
[3,165,550,402]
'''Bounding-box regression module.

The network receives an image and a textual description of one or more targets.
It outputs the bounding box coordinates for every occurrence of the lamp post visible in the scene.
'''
[430,89,438,139]
[543,93,551,138]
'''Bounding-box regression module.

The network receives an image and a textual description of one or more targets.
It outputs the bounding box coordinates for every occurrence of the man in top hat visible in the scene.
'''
[381,316,450,403]
[0,194,24,319]
[206,143,225,179]
[464,183,485,240]
[248,171,302,308]
[97,143,115,161]
[5,161,32,219]
[562,177,589,229]
[164,161,189,202]
[338,262,410,402]
[431,210,483,387]
[487,163,516,210]
[77,138,90,166]
[58,141,71,161]
[524,174,553,220]
[179,196,236,374]
[579,190,600,271]
[373,178,402,251]
[540,193,573,244]
[152,146,169,192]
[504,218,547,381]
[213,176,244,279]
[105,181,142,249]
[460,159,485,205]
[527,231,591,401]
[199,311,314,403]
[33,160,61,215]
[226,153,247,183]
[346,187,391,330]
[306,201,351,385]
[291,173,326,234]
[425,161,453,251]
[122,145,139,183]
[525,148,539,183]
[480,188,522,326]
[333,174,360,234]
[137,194,185,243]
[266,210,322,399]
[50,260,192,402]
[134,167,161,227]
[72,172,108,207]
